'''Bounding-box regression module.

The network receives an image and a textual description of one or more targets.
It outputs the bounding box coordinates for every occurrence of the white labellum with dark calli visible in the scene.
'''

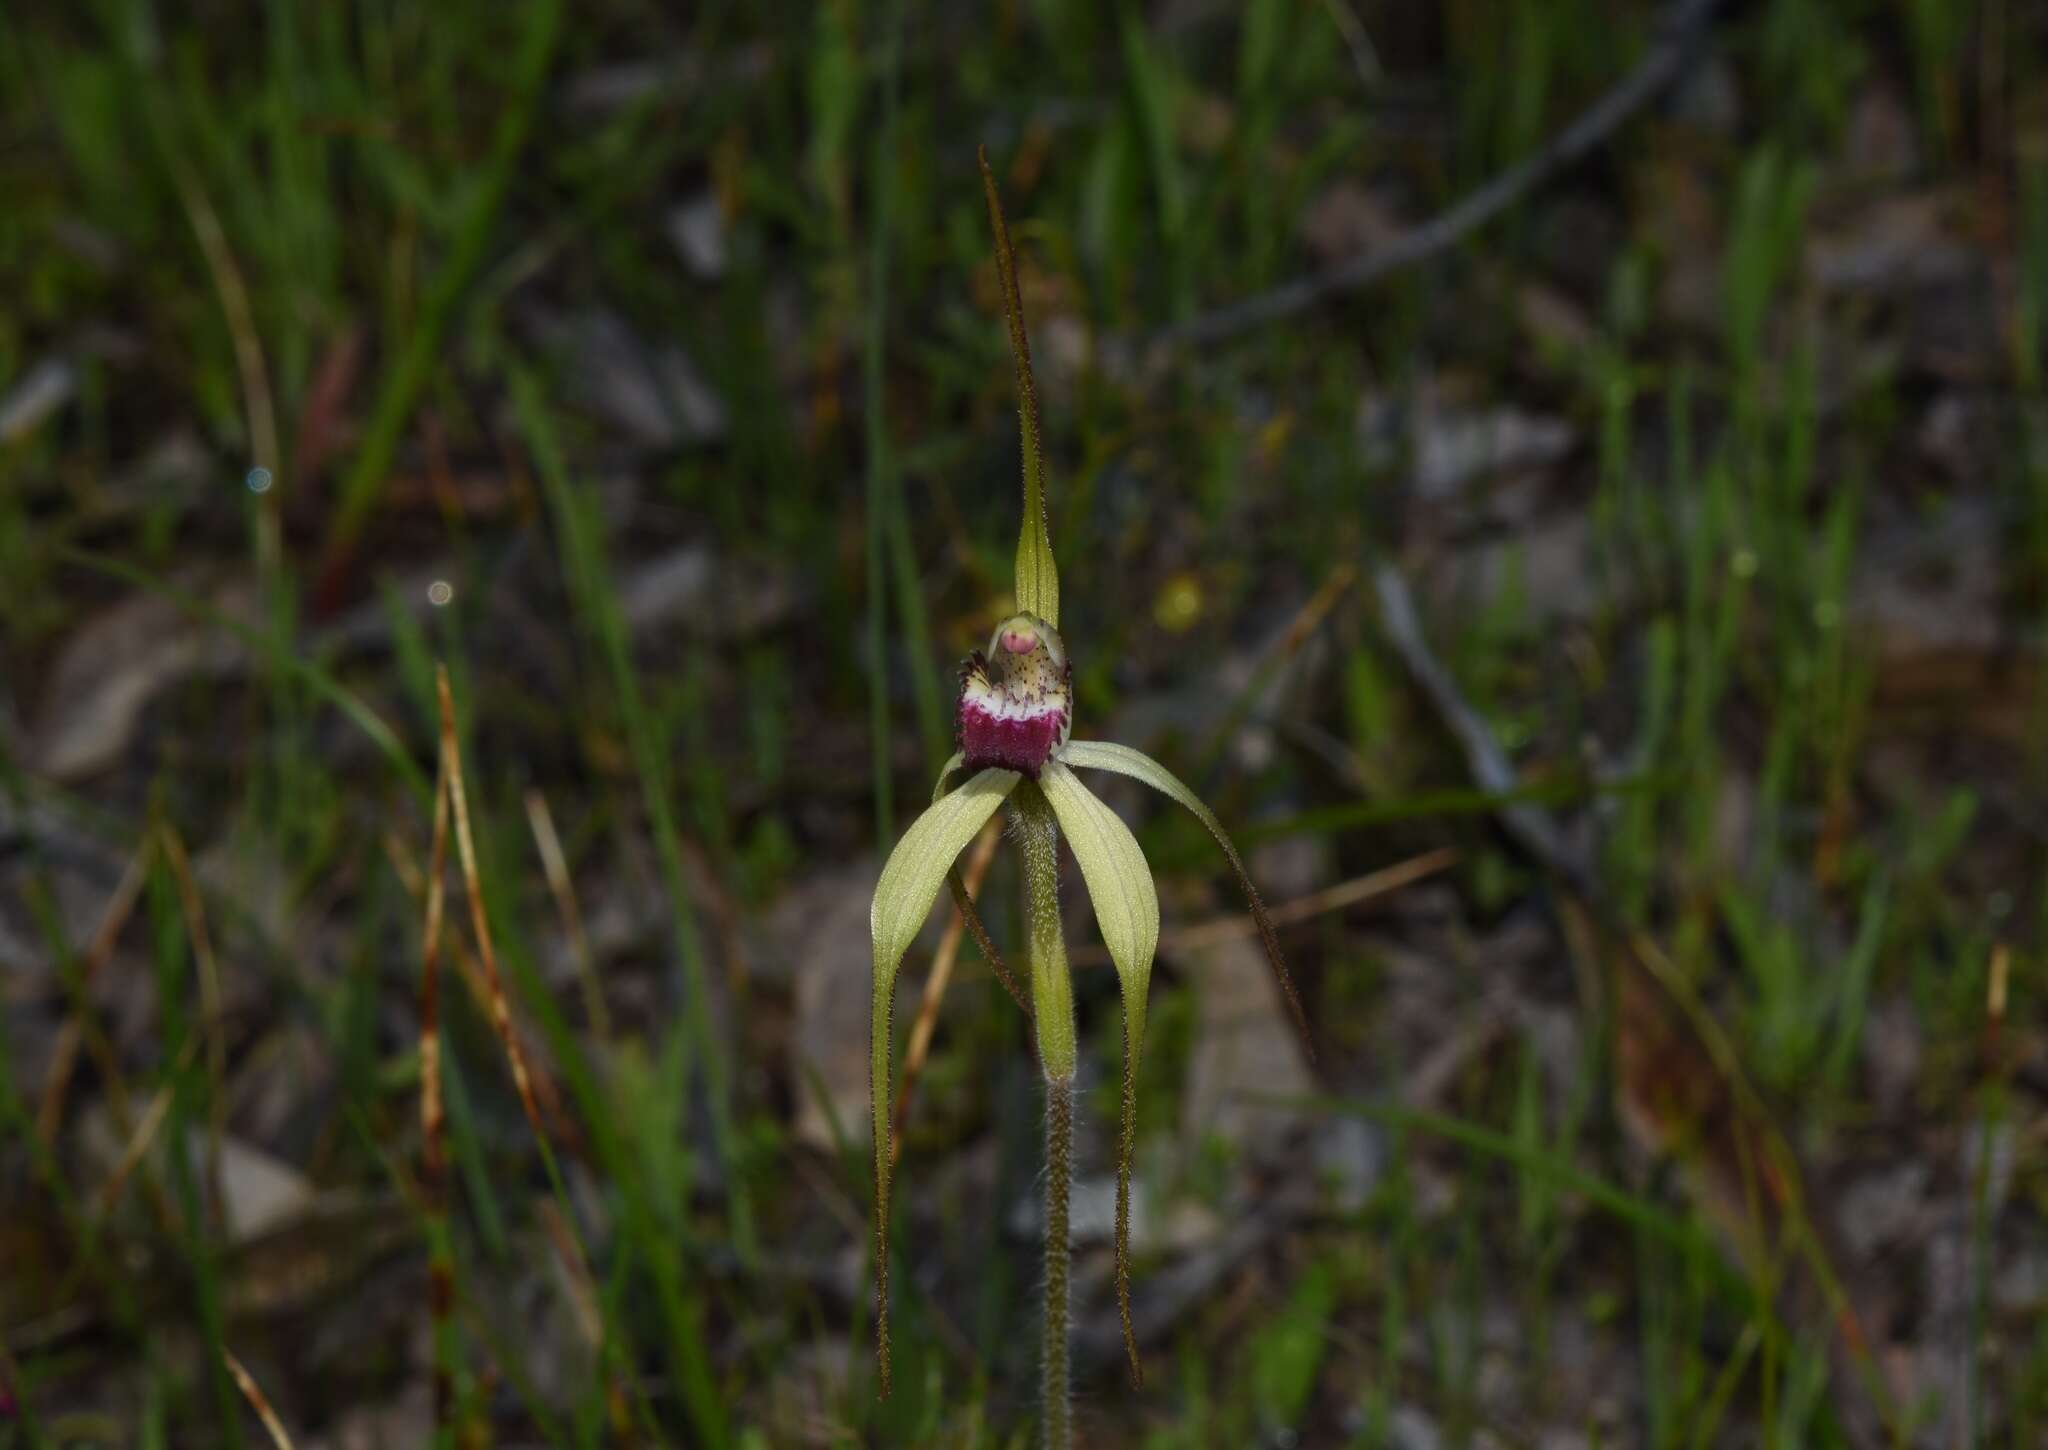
[958,612,1071,779]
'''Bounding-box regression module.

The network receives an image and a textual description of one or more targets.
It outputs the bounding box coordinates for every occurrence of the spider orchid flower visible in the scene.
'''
[868,153,1308,1437]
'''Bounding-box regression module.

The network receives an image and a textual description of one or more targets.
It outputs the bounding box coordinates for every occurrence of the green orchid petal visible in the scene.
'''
[931,750,966,803]
[870,765,1020,1394]
[979,148,1057,629]
[1057,739,1312,1056]
[1036,759,1158,1385]
[932,750,1027,1012]
[1036,761,1158,1048]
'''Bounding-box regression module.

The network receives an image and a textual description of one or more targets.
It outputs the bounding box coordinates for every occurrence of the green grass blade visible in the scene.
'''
[56,546,432,803]
[864,0,908,847]
[320,0,565,579]
[512,368,752,1262]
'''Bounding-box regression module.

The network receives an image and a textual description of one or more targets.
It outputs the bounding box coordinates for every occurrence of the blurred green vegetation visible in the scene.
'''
[3,0,2047,1445]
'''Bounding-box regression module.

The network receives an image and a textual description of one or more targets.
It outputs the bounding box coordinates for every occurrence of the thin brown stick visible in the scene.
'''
[890,821,1003,1165]
[224,1350,296,1450]
[1153,0,1724,350]
[1069,846,1459,967]
[524,788,611,1041]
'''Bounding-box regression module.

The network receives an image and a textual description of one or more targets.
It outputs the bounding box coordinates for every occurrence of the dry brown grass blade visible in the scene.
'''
[890,819,1003,1165]
[159,824,230,1230]
[37,838,152,1141]
[92,1037,198,1218]
[524,787,611,1042]
[224,1350,296,1450]
[435,665,548,1144]
[536,1198,603,1349]
[384,831,582,1153]
[416,741,457,1436]
[534,1198,643,1442]
[534,1197,638,1440]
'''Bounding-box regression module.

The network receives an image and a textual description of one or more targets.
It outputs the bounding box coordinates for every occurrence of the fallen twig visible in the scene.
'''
[1372,568,1590,888]
[1153,0,1724,351]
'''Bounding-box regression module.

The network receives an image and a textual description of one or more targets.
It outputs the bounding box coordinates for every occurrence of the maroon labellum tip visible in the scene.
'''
[958,612,1071,778]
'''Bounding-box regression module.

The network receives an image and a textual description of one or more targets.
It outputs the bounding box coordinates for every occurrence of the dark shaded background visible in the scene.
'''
[3,0,2046,1444]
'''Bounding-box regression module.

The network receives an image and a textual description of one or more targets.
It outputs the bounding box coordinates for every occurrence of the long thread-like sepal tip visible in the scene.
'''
[1117,1029,1144,1387]
[977,143,1058,630]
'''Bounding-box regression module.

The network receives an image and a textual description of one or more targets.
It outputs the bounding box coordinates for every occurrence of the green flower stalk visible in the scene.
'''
[869,152,1308,1436]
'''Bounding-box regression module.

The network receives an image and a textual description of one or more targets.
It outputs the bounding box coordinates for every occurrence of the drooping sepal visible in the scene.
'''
[1036,759,1158,1384]
[1057,739,1312,1058]
[870,765,1022,1394]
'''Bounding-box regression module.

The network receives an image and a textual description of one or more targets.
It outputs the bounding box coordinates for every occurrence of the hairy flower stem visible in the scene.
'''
[1014,782,1076,1446]
[1043,1075,1074,1450]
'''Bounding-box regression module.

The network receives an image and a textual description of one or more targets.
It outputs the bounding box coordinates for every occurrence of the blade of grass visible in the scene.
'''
[336,1103,576,1448]
[1242,772,1670,844]
[317,0,565,586]
[33,838,149,1140]
[434,665,681,1442]
[223,1352,295,1450]
[159,826,230,1235]
[1262,1092,1784,1326]
[414,750,458,1445]
[865,0,910,845]
[145,835,242,1448]
[55,546,432,802]
[512,366,751,1259]
[437,667,547,1138]
[524,788,611,1043]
